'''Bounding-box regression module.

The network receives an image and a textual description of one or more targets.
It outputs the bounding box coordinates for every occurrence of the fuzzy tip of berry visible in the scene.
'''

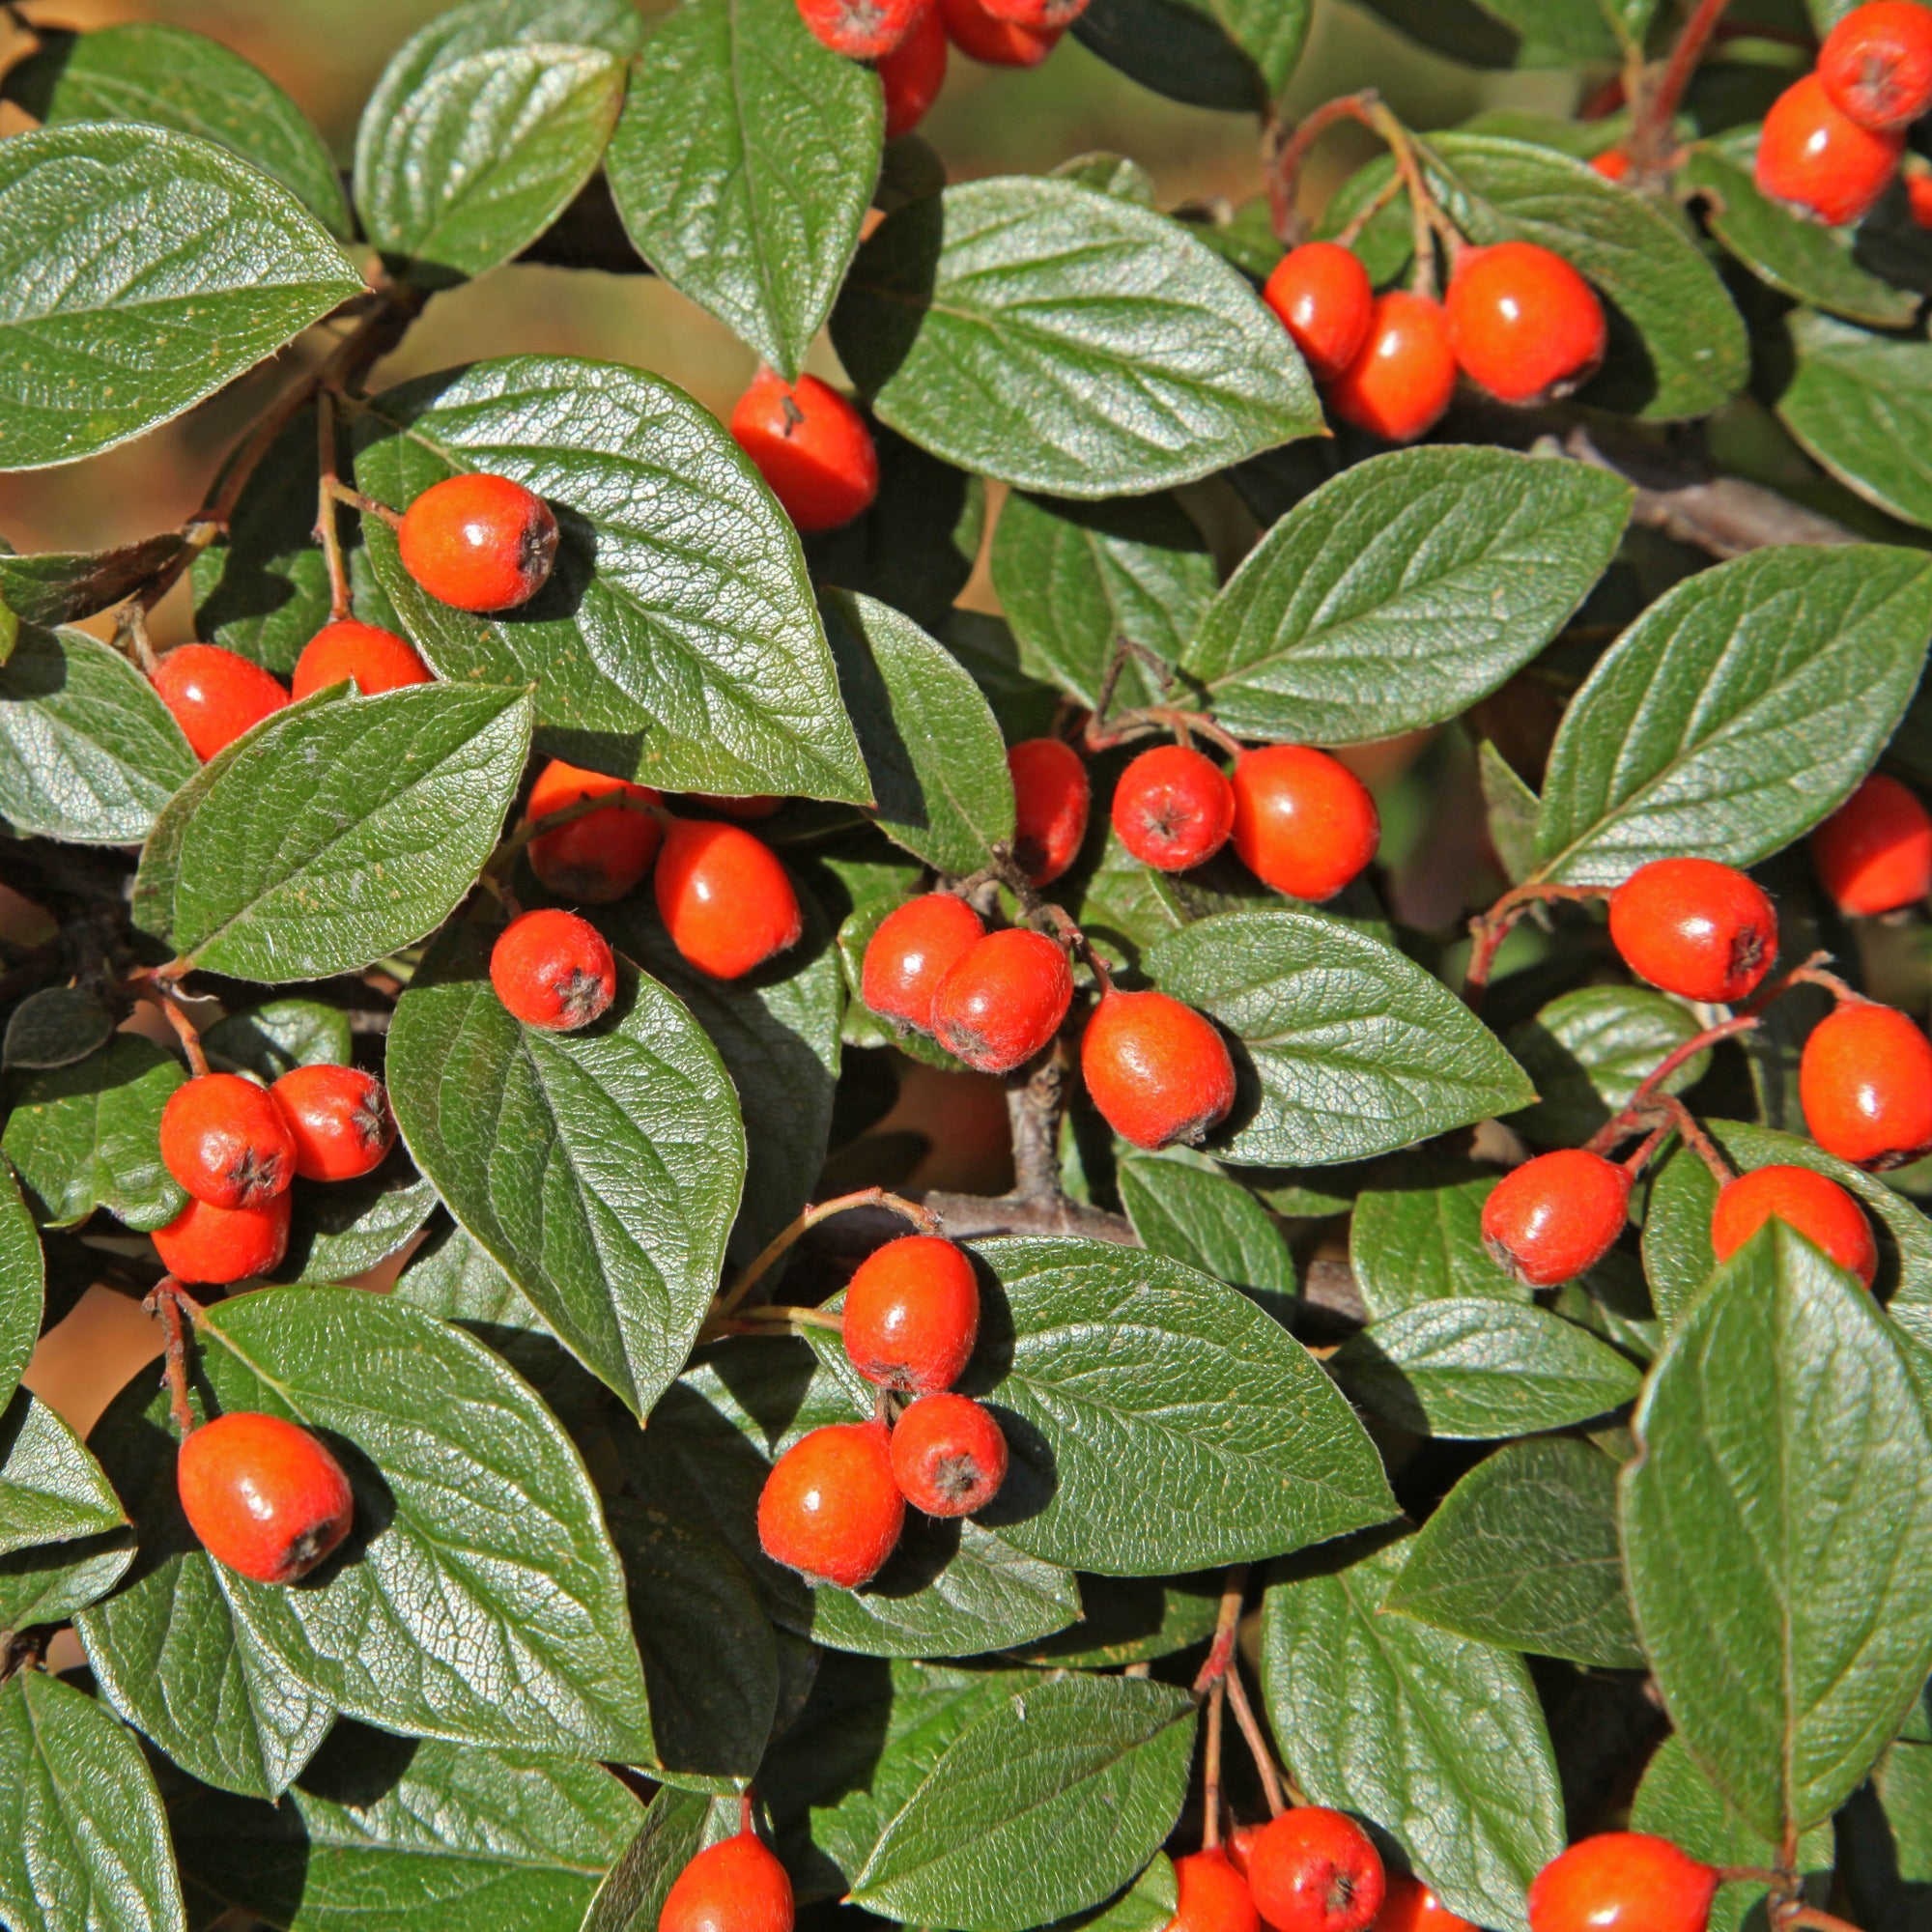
[554,966,613,1029]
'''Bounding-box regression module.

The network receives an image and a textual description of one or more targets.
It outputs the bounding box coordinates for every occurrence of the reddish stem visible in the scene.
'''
[1646,0,1732,138]
[1223,1662,1290,1818]
[144,1280,201,1440]
[1462,881,1610,1009]
[714,1188,938,1321]
[1193,1566,1249,1696]
[1665,1095,1737,1187]
[135,981,210,1077]
[1203,1677,1228,1852]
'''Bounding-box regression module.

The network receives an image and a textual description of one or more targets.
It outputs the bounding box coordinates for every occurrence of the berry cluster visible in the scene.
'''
[1755,2,1932,222]
[757,1234,1009,1587]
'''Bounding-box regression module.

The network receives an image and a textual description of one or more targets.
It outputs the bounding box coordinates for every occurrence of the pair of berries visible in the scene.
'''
[177,1408,355,1586]
[1810,773,1932,917]
[730,370,880,534]
[152,1065,396,1285]
[1177,1806,1385,1932]
[660,1830,794,1932]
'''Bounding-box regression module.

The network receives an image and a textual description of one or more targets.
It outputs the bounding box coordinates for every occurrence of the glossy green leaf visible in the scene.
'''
[355,355,868,801]
[3,988,116,1073]
[388,924,745,1419]
[1623,1225,1932,1835]
[174,1724,642,1932]
[1506,986,1709,1150]
[0,1161,41,1408]
[1071,0,1303,110]
[202,999,355,1082]
[358,43,626,287]
[1348,1156,1526,1316]
[1351,0,1521,65]
[581,1786,729,1932]
[272,1161,440,1285]
[0,124,362,471]
[0,1531,132,1633]
[1017,1572,1225,1668]
[0,533,190,631]
[172,683,532,981]
[606,0,881,380]
[0,1388,121,1558]
[2,1035,186,1233]
[1479,741,1540,885]
[0,1671,185,1932]
[1385,1436,1645,1668]
[990,491,1215,711]
[1148,908,1534,1166]
[1534,545,1932,884]
[1475,0,1622,55]
[0,625,195,843]
[1331,1298,1641,1438]
[820,588,1014,875]
[5,22,354,239]
[1184,448,1631,745]
[833,178,1321,497]
[1116,1153,1297,1302]
[850,1675,1197,1929]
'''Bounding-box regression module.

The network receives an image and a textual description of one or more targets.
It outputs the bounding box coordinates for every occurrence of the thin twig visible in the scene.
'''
[145,1281,199,1440]
[316,389,353,623]
[714,1188,938,1322]
[1202,1677,1228,1852]
[1193,1566,1250,1697]
[1224,1661,1289,1818]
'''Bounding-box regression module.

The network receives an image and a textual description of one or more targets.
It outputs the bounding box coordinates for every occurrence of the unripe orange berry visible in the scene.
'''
[153,1193,293,1285]
[1800,1001,1932,1167]
[653,818,802,980]
[1711,1163,1877,1285]
[1527,1833,1718,1932]
[730,371,879,533]
[290,619,432,700]
[796,0,926,58]
[891,1392,1009,1516]
[1755,72,1903,225]
[843,1234,980,1392]
[1081,988,1236,1151]
[1170,1847,1261,1932]
[177,1410,354,1586]
[939,0,1060,63]
[270,1065,396,1183]
[1263,242,1375,384]
[1374,1874,1477,1932]
[1446,242,1607,406]
[878,5,948,138]
[490,908,617,1031]
[930,927,1073,1072]
[978,0,1088,32]
[1325,291,1458,443]
[398,473,559,612]
[863,893,986,1033]
[159,1072,298,1209]
[1246,1806,1387,1932]
[1111,745,1236,872]
[1809,774,1932,917]
[525,758,662,904]
[1230,745,1379,902]
[757,1420,904,1589]
[1820,1,1932,129]
[151,644,290,762]
[1481,1148,1631,1288]
[1607,858,1777,1005]
[1009,737,1091,885]
[660,1832,796,1932]
[1591,149,1632,181]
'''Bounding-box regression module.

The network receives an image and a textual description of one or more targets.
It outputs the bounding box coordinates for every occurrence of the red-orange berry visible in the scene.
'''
[879,4,948,138]
[977,0,1087,28]
[843,1234,980,1393]
[1009,737,1091,885]
[660,1832,796,1932]
[490,908,617,1031]
[930,927,1073,1072]
[1446,242,1607,407]
[1809,773,1932,917]
[159,1072,298,1210]
[1607,857,1777,1005]
[1755,72,1904,225]
[153,1193,293,1285]
[796,0,926,58]
[1169,1847,1261,1932]
[1325,290,1458,443]
[1230,745,1379,902]
[1711,1164,1877,1285]
[1246,1806,1387,1932]
[270,1065,396,1183]
[1481,1148,1632,1288]
[177,1410,354,1586]
[290,619,432,701]
[891,1392,1009,1517]
[1374,1875,1477,1932]
[525,757,663,904]
[1263,242,1375,384]
[1527,1834,1718,1932]
[1821,1,1932,129]
[397,473,559,612]
[1112,745,1236,872]
[1081,988,1236,1151]
[730,371,879,534]
[1799,1001,1932,1167]
[1590,149,1632,181]
[151,644,290,762]
[939,0,1060,63]
[757,1420,904,1589]
[863,893,986,1033]
[654,818,802,980]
